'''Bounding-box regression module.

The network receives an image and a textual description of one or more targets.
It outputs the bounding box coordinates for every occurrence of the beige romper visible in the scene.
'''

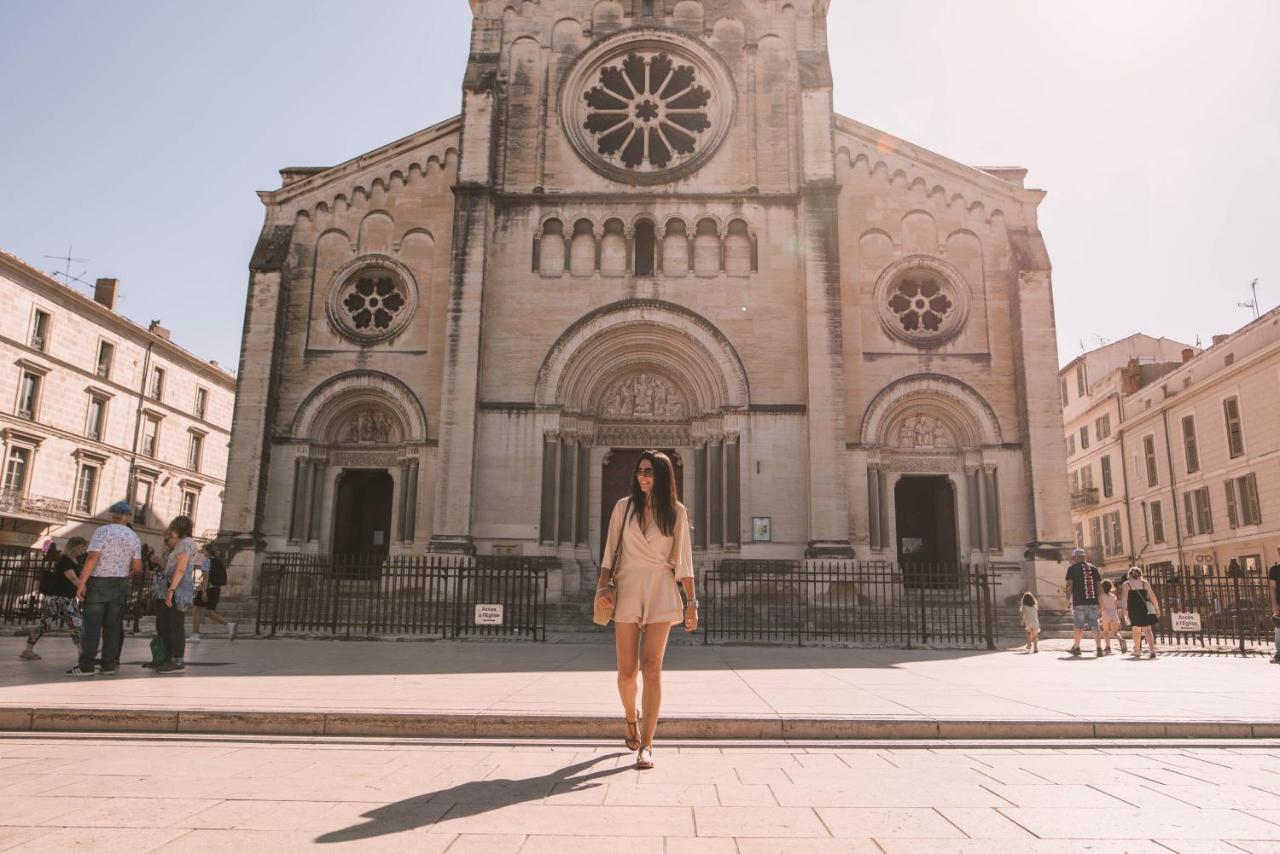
[602,497,694,626]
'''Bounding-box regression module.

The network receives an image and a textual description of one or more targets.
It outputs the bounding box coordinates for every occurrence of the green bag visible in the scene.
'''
[149,636,167,666]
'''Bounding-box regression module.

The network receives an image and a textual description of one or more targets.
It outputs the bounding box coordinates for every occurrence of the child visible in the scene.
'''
[1099,579,1127,654]
[1020,592,1040,653]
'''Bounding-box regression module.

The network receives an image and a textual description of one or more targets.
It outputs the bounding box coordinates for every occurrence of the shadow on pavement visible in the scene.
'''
[314,754,633,844]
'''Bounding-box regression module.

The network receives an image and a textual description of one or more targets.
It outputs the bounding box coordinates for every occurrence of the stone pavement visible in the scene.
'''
[1,734,1280,852]
[2,636,1278,740]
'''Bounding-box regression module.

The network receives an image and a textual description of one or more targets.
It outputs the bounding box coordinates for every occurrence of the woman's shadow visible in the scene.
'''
[315,753,634,844]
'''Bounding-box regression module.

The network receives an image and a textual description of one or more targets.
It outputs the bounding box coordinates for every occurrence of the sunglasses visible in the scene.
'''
[635,466,655,477]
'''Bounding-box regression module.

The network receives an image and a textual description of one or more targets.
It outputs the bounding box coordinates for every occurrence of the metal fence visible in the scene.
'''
[0,550,152,631]
[255,553,549,640]
[702,560,997,648]
[1144,569,1276,652]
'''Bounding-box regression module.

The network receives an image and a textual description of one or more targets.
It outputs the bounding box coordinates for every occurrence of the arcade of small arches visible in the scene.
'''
[534,216,757,278]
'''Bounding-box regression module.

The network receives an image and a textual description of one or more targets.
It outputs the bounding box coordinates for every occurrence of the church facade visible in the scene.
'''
[220,0,1072,603]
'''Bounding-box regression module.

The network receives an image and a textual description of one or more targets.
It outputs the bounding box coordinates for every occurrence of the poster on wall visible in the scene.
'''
[752,517,771,542]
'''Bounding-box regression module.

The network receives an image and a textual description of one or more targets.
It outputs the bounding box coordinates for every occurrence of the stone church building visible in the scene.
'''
[221,0,1072,602]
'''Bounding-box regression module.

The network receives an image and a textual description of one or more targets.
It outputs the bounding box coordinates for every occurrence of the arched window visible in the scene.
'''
[569,220,595,276]
[663,219,688,275]
[725,219,753,276]
[693,218,720,277]
[641,0,655,16]
[600,219,626,277]
[634,219,656,277]
[538,219,565,277]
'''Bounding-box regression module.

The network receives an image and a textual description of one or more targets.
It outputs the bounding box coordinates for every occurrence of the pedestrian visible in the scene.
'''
[593,450,696,770]
[1268,546,1279,665]
[1063,547,1103,657]
[1099,578,1127,655]
[151,516,198,674]
[1120,565,1161,659]
[70,501,142,677]
[20,536,86,660]
[190,544,236,642]
[1018,592,1040,652]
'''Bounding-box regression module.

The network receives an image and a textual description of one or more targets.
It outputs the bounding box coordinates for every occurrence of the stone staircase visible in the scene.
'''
[995,606,1076,641]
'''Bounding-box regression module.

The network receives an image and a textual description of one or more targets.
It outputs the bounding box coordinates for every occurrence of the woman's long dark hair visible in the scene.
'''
[629,450,678,537]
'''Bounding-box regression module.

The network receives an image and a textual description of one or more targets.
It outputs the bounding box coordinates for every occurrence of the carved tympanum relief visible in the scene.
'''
[895,414,953,449]
[343,409,394,444]
[600,373,687,419]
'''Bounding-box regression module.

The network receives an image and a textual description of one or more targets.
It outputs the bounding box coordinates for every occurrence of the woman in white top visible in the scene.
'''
[595,450,696,769]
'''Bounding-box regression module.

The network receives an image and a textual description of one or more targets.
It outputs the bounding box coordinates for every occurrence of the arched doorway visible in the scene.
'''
[894,475,959,588]
[599,448,684,560]
[332,469,393,558]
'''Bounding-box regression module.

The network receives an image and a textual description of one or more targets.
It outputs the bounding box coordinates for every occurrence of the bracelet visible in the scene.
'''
[685,599,699,608]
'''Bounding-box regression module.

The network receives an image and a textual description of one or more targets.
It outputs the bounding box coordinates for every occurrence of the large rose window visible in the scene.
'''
[873,256,971,347]
[583,52,712,171]
[325,256,418,346]
[562,31,735,184]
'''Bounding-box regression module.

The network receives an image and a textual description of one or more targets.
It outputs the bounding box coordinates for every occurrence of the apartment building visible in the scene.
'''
[1062,311,1280,576]
[1060,335,1196,571]
[0,249,235,551]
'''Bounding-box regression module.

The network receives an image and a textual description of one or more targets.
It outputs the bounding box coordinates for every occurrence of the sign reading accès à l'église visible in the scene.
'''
[474,604,504,626]
[1171,612,1202,632]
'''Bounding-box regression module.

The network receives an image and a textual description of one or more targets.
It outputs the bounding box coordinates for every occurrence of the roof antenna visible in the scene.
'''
[43,244,90,288]
[1238,278,1260,320]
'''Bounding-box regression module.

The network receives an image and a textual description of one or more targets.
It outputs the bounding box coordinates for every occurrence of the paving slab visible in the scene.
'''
[2,636,1278,740]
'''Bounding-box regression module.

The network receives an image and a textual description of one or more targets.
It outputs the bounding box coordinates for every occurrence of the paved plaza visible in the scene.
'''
[1,636,1277,739]
[1,734,1280,852]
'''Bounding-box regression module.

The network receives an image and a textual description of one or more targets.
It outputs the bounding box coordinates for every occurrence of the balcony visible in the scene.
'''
[1071,487,1099,510]
[0,489,70,525]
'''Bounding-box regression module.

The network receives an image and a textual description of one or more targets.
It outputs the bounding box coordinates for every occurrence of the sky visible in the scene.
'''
[1,1,1277,372]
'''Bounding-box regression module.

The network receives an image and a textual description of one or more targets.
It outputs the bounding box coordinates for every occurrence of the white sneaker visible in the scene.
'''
[227,622,238,641]
[188,634,202,643]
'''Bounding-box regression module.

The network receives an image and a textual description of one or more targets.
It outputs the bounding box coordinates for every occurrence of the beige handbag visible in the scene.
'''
[593,500,631,626]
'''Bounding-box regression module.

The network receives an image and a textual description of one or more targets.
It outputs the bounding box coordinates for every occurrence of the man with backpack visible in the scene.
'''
[189,543,235,642]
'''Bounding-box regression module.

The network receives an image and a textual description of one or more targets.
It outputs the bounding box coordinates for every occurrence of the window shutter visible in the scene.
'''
[1243,474,1262,525]
[1225,480,1239,529]
[1183,492,1196,536]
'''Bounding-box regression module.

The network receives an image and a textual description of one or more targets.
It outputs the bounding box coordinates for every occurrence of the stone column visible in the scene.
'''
[724,434,740,548]
[558,434,576,544]
[975,465,990,553]
[539,431,558,545]
[575,441,590,547]
[307,458,325,543]
[984,466,1002,552]
[693,441,708,550]
[289,456,310,542]
[867,464,882,551]
[400,458,419,543]
[965,466,981,552]
[709,439,724,547]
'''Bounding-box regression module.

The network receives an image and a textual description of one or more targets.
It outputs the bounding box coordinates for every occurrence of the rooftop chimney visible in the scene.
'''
[1120,358,1143,395]
[93,278,119,311]
[1181,348,1195,363]
[1211,334,1229,347]
[148,320,171,341]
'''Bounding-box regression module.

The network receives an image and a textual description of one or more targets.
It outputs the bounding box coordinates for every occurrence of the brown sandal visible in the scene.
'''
[624,716,641,751]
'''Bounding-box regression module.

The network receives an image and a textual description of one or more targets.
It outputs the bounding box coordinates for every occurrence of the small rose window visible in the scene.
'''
[342,273,405,331]
[888,274,954,333]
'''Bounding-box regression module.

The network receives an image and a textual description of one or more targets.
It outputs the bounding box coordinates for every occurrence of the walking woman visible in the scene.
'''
[594,450,696,769]
[1120,566,1162,659]
[19,536,86,660]
[151,515,198,674]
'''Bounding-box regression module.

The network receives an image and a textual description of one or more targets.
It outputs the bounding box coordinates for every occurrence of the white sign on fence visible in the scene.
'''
[1171,612,1202,632]
[474,604,504,626]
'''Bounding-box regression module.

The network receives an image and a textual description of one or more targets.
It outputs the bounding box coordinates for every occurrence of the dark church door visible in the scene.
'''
[599,449,683,561]
[894,475,959,588]
[332,469,393,559]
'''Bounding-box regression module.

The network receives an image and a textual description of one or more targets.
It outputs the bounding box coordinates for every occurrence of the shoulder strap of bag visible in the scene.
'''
[609,500,631,583]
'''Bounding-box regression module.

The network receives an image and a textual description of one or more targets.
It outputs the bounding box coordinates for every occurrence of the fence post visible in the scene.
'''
[1231,573,1245,656]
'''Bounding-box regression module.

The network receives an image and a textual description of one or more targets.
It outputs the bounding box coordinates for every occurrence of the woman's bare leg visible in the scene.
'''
[614,622,641,722]
[638,621,673,747]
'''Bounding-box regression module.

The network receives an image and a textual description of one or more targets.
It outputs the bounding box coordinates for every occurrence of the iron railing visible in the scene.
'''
[0,550,152,630]
[255,553,549,640]
[702,560,997,648]
[1142,568,1275,653]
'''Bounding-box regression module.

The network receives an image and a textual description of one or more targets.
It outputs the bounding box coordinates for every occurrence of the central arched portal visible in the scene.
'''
[599,448,685,561]
[332,469,394,558]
